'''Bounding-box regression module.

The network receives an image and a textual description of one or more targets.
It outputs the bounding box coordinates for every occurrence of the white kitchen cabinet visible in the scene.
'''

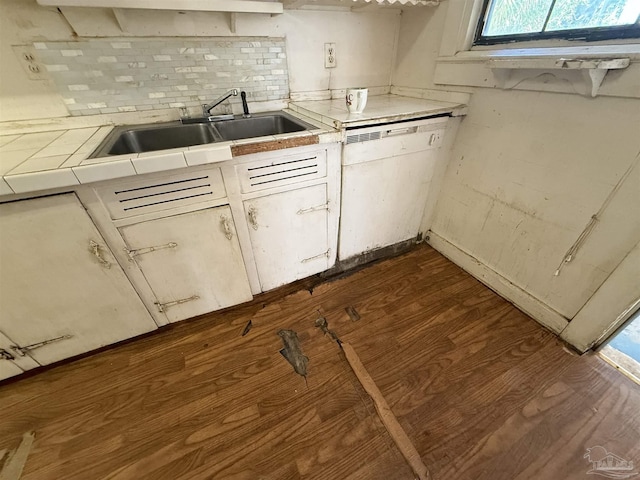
[243,184,330,291]
[118,206,252,323]
[0,194,157,367]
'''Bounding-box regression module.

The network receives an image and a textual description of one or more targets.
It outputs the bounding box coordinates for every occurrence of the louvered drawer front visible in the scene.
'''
[98,168,226,220]
[237,150,327,193]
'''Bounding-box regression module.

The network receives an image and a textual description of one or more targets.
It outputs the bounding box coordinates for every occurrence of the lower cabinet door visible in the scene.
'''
[244,184,330,292]
[0,194,158,367]
[119,206,253,323]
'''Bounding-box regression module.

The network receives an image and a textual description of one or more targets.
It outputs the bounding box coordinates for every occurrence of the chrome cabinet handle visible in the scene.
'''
[126,242,178,258]
[221,215,233,240]
[297,202,330,215]
[90,240,111,269]
[248,207,258,230]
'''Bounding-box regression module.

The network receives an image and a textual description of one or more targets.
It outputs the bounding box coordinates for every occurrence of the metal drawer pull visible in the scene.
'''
[297,202,330,215]
[90,240,111,269]
[301,249,330,263]
[10,335,73,357]
[155,295,200,312]
[248,206,259,230]
[220,215,233,240]
[126,242,178,258]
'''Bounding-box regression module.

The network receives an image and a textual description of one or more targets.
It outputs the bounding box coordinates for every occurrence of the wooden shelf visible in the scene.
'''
[37,0,284,14]
[488,57,630,97]
[283,0,440,9]
[37,0,439,13]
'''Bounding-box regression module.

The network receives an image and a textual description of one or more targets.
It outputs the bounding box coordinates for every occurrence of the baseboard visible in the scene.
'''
[390,85,472,106]
[427,231,569,334]
[290,86,390,103]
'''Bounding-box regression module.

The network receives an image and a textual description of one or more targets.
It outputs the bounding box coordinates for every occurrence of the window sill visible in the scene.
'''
[434,44,640,99]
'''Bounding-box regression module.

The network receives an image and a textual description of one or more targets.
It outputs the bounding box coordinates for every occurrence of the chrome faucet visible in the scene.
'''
[202,89,238,117]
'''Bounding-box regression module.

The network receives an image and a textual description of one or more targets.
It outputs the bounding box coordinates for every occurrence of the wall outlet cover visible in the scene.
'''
[12,45,48,81]
[324,43,336,69]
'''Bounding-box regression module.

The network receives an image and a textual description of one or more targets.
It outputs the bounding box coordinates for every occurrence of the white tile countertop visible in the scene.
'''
[0,110,338,196]
[0,94,465,197]
[289,94,467,129]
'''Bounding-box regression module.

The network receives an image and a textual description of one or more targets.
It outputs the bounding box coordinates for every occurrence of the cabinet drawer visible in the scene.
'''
[236,149,327,194]
[96,167,226,220]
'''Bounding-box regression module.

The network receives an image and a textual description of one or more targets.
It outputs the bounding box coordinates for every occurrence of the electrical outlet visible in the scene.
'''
[12,45,48,80]
[324,43,336,69]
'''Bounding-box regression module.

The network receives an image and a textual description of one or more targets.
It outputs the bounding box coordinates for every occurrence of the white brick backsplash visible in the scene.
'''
[39,37,288,116]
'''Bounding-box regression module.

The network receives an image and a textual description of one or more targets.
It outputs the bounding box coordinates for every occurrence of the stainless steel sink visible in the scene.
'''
[90,111,315,157]
[213,114,309,141]
[93,123,221,156]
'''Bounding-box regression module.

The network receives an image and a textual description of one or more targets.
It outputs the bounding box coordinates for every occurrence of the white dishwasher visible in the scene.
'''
[338,116,448,261]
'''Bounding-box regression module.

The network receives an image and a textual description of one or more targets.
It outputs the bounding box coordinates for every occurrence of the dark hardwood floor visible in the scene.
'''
[1,244,638,479]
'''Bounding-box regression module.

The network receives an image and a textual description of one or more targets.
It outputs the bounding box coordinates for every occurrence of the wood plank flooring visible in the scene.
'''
[1,244,639,479]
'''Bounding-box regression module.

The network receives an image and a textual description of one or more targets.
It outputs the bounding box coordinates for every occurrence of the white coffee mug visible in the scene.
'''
[346,88,368,114]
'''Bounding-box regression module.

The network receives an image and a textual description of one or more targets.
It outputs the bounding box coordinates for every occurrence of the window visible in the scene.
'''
[475,0,640,45]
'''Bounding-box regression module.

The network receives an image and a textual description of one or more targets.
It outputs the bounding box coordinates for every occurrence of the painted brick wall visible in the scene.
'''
[36,37,289,116]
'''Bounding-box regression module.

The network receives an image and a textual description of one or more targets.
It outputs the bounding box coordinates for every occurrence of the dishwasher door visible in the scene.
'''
[339,119,446,261]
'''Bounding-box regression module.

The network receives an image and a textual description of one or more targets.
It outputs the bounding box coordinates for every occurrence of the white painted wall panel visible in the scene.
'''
[392,3,640,346]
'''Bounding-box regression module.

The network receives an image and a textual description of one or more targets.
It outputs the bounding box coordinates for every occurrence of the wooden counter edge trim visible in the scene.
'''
[341,342,431,480]
[231,135,319,157]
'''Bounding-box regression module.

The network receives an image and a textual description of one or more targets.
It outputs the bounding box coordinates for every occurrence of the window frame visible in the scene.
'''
[474,0,640,46]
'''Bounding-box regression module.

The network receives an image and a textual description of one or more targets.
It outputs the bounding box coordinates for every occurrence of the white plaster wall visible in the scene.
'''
[431,90,640,319]
[1,1,400,122]
[392,6,447,91]
[392,5,640,333]
[0,0,73,121]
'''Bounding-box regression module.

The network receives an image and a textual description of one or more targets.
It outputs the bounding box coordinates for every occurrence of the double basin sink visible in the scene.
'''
[90,111,315,157]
